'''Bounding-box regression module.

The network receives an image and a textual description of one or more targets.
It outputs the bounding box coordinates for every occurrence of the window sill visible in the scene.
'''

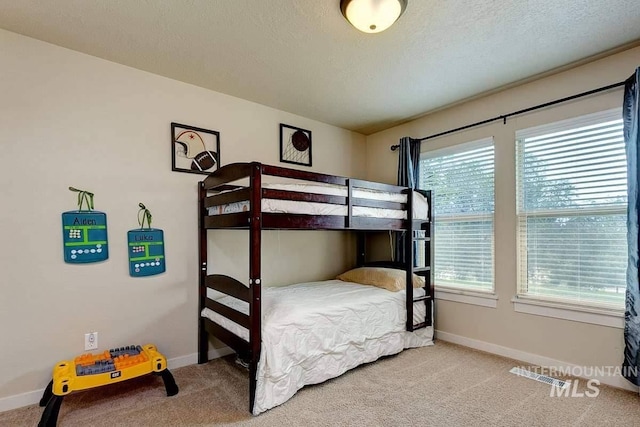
[512,296,624,328]
[435,288,498,308]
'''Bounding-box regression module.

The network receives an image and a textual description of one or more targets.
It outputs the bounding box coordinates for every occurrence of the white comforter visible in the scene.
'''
[201,280,433,415]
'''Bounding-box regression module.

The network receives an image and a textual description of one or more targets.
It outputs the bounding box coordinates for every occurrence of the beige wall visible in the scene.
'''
[0,29,365,401]
[366,46,640,373]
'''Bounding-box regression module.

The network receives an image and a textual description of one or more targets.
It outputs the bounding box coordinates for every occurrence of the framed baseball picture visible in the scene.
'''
[171,122,220,175]
[280,123,312,167]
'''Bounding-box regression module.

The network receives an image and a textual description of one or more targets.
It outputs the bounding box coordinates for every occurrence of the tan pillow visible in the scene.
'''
[336,267,425,292]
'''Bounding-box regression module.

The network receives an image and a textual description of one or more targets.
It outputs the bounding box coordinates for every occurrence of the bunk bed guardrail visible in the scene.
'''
[202,162,415,230]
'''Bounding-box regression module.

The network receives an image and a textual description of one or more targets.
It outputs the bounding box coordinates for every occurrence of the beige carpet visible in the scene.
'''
[3,341,640,426]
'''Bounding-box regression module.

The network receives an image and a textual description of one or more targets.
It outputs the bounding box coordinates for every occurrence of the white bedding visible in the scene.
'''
[201,280,433,415]
[207,183,429,220]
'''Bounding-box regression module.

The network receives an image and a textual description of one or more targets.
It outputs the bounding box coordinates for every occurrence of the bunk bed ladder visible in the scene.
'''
[408,190,433,332]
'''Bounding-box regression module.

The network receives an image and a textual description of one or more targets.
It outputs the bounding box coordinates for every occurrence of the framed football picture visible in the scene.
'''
[280,123,312,167]
[171,122,220,175]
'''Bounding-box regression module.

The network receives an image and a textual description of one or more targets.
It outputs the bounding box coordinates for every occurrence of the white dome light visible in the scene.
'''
[341,0,407,34]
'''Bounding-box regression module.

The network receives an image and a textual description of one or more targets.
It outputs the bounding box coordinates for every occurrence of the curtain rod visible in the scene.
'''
[390,80,626,151]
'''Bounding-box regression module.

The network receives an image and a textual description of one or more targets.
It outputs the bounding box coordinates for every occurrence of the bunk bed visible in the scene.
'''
[197,162,433,415]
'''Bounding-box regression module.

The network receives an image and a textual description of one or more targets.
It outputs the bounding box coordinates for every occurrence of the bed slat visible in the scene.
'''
[262,188,346,205]
[260,214,408,231]
[262,164,347,185]
[214,184,245,192]
[350,217,407,231]
[262,213,346,229]
[205,299,251,329]
[351,197,405,210]
[205,188,251,208]
[204,212,250,228]
[205,274,250,302]
[203,162,254,190]
[349,178,406,193]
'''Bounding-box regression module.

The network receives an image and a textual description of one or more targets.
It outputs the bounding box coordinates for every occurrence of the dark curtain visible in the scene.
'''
[623,67,640,385]
[394,136,421,263]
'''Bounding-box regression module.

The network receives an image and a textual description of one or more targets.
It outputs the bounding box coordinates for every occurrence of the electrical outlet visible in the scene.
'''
[85,332,98,351]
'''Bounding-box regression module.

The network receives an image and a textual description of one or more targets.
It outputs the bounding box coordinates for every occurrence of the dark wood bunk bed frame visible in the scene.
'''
[197,162,433,414]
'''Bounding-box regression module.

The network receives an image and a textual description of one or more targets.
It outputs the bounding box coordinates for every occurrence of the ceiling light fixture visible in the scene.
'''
[340,0,407,34]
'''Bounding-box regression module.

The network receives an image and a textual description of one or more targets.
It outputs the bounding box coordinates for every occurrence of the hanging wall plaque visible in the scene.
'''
[128,203,166,277]
[280,123,312,167]
[62,187,109,263]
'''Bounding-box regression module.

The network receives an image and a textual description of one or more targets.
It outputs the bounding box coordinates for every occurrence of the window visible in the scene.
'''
[516,109,626,309]
[420,138,495,292]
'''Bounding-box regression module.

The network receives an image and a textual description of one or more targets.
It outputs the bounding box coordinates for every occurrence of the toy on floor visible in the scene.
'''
[38,344,178,427]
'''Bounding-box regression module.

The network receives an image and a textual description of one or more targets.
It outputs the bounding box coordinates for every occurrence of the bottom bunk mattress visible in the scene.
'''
[201,279,433,415]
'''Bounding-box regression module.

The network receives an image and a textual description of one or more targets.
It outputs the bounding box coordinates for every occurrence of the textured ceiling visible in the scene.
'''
[1,0,640,134]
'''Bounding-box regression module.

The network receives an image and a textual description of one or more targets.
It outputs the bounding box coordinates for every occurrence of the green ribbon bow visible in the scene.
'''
[69,187,94,211]
[138,203,153,229]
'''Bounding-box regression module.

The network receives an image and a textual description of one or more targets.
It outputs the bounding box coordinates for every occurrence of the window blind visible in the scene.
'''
[420,139,494,292]
[516,109,626,308]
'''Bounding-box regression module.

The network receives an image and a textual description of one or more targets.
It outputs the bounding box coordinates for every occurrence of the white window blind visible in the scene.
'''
[420,139,495,292]
[516,109,626,308]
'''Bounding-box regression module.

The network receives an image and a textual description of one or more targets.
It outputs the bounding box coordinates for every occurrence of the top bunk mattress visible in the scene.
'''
[207,182,429,220]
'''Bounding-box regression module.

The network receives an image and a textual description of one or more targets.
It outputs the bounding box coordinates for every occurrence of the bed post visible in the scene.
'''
[427,190,435,333]
[356,233,366,266]
[248,163,263,414]
[405,189,415,332]
[198,181,209,364]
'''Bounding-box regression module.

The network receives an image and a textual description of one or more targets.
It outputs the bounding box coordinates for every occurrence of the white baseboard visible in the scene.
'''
[166,346,234,370]
[0,346,234,414]
[0,389,45,414]
[436,330,639,393]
